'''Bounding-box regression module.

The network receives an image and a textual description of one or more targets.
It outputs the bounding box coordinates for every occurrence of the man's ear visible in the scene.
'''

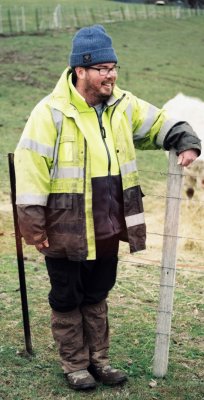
[75,67,86,80]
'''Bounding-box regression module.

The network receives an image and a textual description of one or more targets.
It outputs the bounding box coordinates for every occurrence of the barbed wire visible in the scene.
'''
[118,258,204,274]
[0,228,203,247]
[147,231,204,242]
[1,187,204,205]
[0,238,202,274]
[0,170,204,185]
[1,152,204,273]
[138,168,204,178]
[143,193,204,205]
[0,153,204,177]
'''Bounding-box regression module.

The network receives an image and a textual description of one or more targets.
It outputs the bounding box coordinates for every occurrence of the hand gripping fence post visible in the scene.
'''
[153,149,184,377]
[8,153,33,355]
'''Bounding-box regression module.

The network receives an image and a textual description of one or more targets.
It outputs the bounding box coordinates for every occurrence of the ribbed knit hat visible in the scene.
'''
[69,25,118,67]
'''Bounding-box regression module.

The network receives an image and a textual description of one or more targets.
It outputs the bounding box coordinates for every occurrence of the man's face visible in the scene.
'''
[76,63,118,104]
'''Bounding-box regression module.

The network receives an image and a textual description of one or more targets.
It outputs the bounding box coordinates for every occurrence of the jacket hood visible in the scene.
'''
[48,67,127,116]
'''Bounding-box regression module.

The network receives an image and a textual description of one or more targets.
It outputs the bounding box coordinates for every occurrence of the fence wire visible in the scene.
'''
[0,4,204,36]
[0,148,204,275]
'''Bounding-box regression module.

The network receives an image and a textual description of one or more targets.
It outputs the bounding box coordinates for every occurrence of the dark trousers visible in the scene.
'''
[45,236,120,312]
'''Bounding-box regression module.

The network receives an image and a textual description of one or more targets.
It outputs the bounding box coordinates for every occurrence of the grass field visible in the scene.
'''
[0,5,204,400]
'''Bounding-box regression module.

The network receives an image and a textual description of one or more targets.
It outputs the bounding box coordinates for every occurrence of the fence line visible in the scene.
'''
[0,152,203,179]
[0,150,203,372]
[1,150,203,272]
[1,183,204,205]
[119,258,204,273]
[0,4,204,36]
[1,228,204,244]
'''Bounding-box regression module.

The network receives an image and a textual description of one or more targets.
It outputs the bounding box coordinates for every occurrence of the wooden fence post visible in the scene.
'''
[153,149,184,377]
[14,6,20,33]
[8,9,13,34]
[35,8,40,32]
[120,6,126,20]
[73,8,80,27]
[0,5,3,34]
[89,8,96,23]
[21,7,26,33]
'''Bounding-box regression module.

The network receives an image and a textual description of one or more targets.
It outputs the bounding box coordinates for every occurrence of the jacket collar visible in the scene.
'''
[48,67,126,117]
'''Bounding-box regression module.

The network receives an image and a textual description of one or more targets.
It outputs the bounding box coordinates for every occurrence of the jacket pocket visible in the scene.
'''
[47,193,73,209]
[45,193,86,258]
[58,134,75,162]
[123,185,144,215]
[46,193,84,228]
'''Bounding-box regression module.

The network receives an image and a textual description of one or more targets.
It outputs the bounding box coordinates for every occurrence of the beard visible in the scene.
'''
[84,77,115,105]
[96,91,113,102]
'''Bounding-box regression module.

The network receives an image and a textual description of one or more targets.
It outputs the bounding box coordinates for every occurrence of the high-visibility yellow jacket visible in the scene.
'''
[14,68,200,260]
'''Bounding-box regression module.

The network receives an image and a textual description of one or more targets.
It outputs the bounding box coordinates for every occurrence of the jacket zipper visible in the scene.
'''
[110,93,126,127]
[83,139,89,257]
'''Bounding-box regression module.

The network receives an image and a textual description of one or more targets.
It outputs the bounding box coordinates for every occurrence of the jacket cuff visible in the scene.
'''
[163,122,202,155]
[17,205,47,245]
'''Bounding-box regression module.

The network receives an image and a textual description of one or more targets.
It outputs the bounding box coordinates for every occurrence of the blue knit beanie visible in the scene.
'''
[69,25,118,67]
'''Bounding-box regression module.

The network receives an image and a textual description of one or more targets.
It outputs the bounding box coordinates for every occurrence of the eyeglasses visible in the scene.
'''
[86,65,120,76]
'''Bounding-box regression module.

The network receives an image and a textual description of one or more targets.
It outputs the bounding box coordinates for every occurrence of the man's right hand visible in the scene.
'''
[35,238,49,251]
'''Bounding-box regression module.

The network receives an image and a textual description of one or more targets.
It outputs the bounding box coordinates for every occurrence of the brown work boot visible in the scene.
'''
[66,369,96,390]
[88,364,127,386]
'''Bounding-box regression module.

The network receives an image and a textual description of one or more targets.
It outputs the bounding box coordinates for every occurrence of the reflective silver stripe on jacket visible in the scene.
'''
[125,103,133,128]
[50,108,63,179]
[125,212,145,228]
[17,138,54,158]
[16,193,48,205]
[120,159,137,176]
[52,166,84,179]
[156,118,181,148]
[133,104,159,140]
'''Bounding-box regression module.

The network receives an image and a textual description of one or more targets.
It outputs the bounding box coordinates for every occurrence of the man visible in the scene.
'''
[14,25,201,391]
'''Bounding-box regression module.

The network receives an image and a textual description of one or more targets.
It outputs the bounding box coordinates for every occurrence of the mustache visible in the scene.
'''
[101,80,114,84]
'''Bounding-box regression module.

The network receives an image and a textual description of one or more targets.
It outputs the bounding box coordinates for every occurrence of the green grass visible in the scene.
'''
[1,16,204,195]
[0,8,204,400]
[0,254,203,399]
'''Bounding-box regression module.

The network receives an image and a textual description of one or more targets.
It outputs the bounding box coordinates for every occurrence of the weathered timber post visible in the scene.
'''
[35,8,40,32]
[0,5,3,34]
[153,149,184,377]
[8,9,13,34]
[21,7,26,33]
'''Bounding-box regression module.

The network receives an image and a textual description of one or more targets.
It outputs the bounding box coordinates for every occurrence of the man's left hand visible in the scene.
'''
[177,149,199,167]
